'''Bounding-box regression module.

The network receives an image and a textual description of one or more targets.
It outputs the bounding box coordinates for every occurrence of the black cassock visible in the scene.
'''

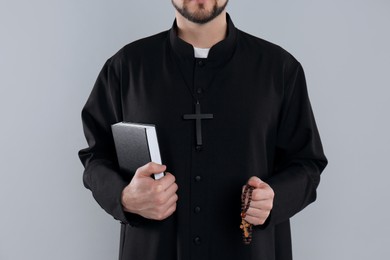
[79,15,327,260]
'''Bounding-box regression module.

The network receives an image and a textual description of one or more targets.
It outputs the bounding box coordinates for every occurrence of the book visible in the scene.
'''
[111,122,164,180]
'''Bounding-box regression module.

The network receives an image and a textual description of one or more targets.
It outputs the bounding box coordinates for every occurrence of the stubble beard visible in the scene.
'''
[172,0,228,25]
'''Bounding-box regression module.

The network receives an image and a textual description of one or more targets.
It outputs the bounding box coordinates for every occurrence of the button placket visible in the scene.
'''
[191,145,205,255]
[189,58,210,259]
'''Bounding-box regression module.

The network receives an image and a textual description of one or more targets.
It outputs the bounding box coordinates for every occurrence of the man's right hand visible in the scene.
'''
[121,162,178,220]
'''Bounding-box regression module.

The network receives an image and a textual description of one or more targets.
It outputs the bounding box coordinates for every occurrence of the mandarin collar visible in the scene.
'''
[169,13,237,65]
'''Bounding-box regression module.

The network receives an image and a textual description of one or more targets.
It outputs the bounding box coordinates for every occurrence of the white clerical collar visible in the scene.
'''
[194,47,210,58]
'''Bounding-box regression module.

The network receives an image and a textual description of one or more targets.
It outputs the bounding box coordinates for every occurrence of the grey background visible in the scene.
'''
[1,0,389,259]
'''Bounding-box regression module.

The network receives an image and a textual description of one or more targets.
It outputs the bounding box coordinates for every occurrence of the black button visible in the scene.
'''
[193,236,201,245]
[195,145,202,151]
[197,60,205,67]
[195,175,202,182]
[196,88,203,94]
[194,206,201,213]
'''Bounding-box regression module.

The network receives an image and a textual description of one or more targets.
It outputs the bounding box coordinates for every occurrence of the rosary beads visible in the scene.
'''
[240,184,254,244]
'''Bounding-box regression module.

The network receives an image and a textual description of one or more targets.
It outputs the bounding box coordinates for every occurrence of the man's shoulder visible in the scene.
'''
[237,29,299,64]
[109,30,170,64]
[123,30,170,53]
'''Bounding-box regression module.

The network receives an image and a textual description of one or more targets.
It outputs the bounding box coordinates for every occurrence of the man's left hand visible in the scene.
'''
[243,176,275,226]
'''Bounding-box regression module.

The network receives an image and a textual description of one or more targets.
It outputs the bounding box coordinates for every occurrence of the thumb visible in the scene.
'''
[135,162,166,178]
[247,176,264,189]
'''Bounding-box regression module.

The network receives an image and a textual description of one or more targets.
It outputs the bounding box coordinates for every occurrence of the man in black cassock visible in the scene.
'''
[79,1,327,259]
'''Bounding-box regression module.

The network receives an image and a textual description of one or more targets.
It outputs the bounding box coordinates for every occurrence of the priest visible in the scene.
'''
[79,1,328,259]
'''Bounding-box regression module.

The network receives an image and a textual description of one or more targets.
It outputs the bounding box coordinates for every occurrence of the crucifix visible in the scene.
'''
[183,101,213,147]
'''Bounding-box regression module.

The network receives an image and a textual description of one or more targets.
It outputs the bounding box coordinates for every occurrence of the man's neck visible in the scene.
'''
[175,11,227,49]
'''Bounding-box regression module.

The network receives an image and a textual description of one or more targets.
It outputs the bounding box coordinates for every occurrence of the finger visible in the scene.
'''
[245,207,262,218]
[246,207,270,219]
[136,162,167,178]
[249,200,273,212]
[244,212,270,226]
[251,186,274,201]
[245,206,271,226]
[247,176,263,188]
[157,183,178,204]
[161,201,177,220]
[153,194,178,220]
[165,181,178,197]
[155,172,176,191]
[166,192,179,207]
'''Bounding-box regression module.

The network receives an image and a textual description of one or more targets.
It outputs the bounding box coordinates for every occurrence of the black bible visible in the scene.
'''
[111,122,164,180]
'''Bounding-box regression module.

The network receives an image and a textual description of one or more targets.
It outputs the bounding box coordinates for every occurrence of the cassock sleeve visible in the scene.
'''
[266,61,328,226]
[78,59,142,225]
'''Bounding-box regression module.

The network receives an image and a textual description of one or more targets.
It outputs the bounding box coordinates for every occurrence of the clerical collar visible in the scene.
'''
[194,47,210,58]
[169,13,238,65]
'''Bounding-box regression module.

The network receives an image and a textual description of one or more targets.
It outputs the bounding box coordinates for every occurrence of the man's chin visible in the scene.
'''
[172,0,228,24]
